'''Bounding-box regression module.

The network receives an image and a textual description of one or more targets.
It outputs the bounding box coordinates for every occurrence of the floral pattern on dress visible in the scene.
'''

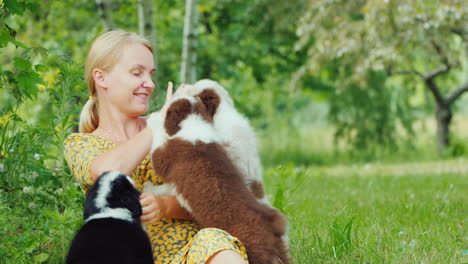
[63,133,248,264]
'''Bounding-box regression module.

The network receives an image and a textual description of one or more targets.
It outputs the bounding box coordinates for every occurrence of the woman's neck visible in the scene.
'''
[93,105,146,144]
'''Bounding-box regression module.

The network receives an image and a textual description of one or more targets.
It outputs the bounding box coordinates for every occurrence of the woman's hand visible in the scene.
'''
[160,82,196,117]
[172,83,194,98]
[139,192,167,225]
[160,82,175,117]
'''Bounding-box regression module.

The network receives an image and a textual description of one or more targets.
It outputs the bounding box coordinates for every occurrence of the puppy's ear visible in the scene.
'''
[83,184,101,220]
[194,99,213,123]
[107,175,142,219]
[83,171,111,220]
[197,89,220,117]
[164,99,192,136]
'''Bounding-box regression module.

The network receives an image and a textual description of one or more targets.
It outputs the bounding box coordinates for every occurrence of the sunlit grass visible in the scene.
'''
[2,162,466,263]
[258,123,337,167]
[259,114,468,168]
[264,165,467,263]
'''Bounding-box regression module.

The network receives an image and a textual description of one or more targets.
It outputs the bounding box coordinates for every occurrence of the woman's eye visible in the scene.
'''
[133,72,141,77]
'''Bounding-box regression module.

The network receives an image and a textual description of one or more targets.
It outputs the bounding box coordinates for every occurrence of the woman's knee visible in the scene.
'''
[206,249,245,264]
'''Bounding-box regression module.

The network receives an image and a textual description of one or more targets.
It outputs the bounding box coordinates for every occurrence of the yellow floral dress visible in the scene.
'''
[63,133,248,264]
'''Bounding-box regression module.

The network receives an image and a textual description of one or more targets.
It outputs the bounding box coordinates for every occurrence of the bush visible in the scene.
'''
[0,61,86,264]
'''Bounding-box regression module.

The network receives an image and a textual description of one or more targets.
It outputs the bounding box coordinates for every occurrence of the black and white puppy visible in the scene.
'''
[66,171,153,264]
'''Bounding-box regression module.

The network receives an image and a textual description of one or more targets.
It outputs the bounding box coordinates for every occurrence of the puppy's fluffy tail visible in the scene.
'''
[271,210,287,237]
[261,206,287,237]
[268,209,290,264]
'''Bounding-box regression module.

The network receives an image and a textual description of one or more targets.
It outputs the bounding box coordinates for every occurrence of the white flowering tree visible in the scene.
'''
[295,0,467,154]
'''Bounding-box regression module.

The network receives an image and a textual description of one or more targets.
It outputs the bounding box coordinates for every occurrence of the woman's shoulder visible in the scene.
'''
[63,133,112,148]
[64,133,116,159]
[64,132,96,143]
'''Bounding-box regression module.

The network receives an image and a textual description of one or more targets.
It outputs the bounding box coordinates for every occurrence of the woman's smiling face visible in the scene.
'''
[102,42,155,117]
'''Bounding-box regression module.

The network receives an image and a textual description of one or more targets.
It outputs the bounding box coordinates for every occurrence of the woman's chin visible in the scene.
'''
[129,104,148,117]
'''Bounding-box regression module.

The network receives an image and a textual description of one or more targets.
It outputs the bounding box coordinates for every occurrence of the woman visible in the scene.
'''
[63,30,248,264]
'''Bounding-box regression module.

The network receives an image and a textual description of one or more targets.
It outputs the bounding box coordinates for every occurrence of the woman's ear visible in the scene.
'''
[93,68,107,89]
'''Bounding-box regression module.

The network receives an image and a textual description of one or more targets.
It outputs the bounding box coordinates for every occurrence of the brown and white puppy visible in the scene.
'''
[146,94,289,264]
[173,79,267,203]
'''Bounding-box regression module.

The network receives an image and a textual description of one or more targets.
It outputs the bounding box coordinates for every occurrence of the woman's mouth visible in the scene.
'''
[134,93,149,98]
[134,93,149,103]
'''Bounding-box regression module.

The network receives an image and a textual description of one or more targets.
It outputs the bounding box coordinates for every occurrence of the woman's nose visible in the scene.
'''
[143,76,155,90]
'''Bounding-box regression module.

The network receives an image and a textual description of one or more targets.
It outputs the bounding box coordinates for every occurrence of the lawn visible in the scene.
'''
[264,164,467,263]
[1,162,466,263]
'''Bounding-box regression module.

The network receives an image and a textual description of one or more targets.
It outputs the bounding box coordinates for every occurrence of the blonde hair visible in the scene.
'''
[79,29,154,133]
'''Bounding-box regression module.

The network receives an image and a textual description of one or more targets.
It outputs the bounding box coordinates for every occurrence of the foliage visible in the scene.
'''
[0,184,83,264]
[1,1,467,262]
[1,0,45,107]
[296,0,467,84]
[329,70,415,155]
[0,62,84,262]
[0,9,85,258]
[295,0,468,152]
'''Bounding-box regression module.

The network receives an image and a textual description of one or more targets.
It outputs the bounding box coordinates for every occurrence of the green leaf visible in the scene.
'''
[32,47,49,58]
[25,2,41,15]
[33,253,49,263]
[8,37,28,49]
[4,0,24,15]
[35,64,48,73]
[14,57,32,71]
[0,23,28,49]
[25,244,36,254]
[0,27,15,48]
[16,71,44,99]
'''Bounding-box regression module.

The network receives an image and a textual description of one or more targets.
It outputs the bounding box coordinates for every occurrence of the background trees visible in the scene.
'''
[294,0,468,155]
[2,0,468,162]
[1,0,467,161]
[1,1,467,263]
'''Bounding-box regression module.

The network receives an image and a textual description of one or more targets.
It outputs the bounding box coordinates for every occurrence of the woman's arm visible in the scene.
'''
[140,192,193,223]
[89,82,177,182]
[89,127,153,182]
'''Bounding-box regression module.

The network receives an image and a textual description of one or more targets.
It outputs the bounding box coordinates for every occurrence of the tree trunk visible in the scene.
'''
[435,104,452,155]
[393,69,467,156]
[137,0,153,37]
[180,0,199,84]
[137,0,145,36]
[95,0,114,31]
[137,0,158,81]
[147,1,157,80]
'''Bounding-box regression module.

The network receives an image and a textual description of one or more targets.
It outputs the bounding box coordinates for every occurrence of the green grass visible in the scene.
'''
[0,182,83,264]
[258,114,468,168]
[264,165,468,263]
[1,162,466,263]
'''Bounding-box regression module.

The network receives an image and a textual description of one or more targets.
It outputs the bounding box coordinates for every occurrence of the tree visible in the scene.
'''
[295,0,467,155]
[0,1,45,106]
[95,0,114,30]
[138,0,158,80]
[180,0,199,84]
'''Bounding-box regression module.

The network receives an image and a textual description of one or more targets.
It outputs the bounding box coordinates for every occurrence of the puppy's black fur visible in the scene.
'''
[66,171,153,264]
